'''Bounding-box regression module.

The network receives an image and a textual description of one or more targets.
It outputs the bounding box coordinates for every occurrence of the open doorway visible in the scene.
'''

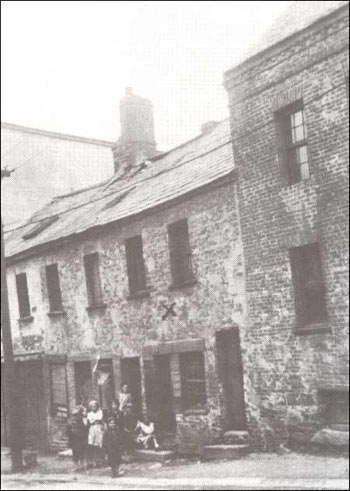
[216,328,246,430]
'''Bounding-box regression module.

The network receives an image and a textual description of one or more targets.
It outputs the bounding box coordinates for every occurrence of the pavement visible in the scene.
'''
[1,448,349,490]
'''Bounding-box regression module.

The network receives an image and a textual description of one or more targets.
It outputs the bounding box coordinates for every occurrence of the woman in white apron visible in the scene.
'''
[87,401,104,466]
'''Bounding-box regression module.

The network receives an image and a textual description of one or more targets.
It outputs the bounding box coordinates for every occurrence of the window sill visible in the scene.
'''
[169,278,197,291]
[18,315,34,324]
[48,310,66,318]
[127,289,151,301]
[295,323,331,335]
[86,303,107,312]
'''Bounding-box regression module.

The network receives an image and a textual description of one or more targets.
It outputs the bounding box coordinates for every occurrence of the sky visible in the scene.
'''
[1,1,291,151]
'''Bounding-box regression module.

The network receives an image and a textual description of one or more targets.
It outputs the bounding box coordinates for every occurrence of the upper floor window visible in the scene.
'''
[16,272,31,319]
[84,252,103,307]
[168,219,194,287]
[125,235,147,295]
[275,100,309,185]
[46,264,63,312]
[289,243,327,327]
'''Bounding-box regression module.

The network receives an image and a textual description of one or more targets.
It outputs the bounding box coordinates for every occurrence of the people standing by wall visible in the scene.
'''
[67,407,89,471]
[87,400,104,467]
[103,416,124,478]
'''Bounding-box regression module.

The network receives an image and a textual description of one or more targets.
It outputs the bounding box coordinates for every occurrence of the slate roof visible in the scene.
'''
[230,1,349,69]
[5,119,234,260]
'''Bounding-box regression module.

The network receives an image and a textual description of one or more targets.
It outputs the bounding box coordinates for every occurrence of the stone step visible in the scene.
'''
[223,430,249,444]
[133,449,175,462]
[203,444,250,461]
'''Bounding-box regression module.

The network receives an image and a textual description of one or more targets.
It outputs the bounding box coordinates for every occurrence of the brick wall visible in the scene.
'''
[224,4,349,445]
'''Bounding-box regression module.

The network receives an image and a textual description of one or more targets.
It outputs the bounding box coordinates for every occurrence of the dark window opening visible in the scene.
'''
[74,361,92,407]
[16,273,31,319]
[84,252,103,307]
[46,264,63,312]
[289,243,327,327]
[180,351,206,411]
[50,364,68,420]
[275,100,309,185]
[168,219,194,286]
[125,235,147,295]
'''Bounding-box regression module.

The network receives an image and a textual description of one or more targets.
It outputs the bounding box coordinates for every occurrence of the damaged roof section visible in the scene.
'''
[5,118,235,260]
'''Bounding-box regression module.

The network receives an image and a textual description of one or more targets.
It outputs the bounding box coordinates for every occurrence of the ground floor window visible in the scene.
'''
[180,351,207,411]
[50,363,68,421]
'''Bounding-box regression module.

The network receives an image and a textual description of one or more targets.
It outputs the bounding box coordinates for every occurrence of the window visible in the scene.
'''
[46,264,63,312]
[275,100,309,185]
[84,252,103,307]
[125,235,147,295]
[168,219,194,286]
[15,273,31,319]
[180,351,206,411]
[50,364,68,419]
[289,243,327,327]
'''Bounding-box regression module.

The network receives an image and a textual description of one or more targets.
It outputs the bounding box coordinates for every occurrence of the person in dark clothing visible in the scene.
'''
[122,405,137,458]
[67,408,88,471]
[103,417,123,478]
[104,399,123,428]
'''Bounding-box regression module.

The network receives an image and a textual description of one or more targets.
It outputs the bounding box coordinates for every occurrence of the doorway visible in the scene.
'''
[16,361,47,451]
[154,355,176,433]
[216,328,246,430]
[120,357,142,419]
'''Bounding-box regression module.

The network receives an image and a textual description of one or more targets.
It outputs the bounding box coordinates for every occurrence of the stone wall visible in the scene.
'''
[224,5,349,446]
[6,179,247,448]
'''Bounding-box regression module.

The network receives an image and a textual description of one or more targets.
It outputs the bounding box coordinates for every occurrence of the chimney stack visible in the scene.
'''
[113,88,157,174]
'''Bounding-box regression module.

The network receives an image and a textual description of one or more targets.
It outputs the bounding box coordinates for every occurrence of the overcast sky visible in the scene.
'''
[1,1,291,150]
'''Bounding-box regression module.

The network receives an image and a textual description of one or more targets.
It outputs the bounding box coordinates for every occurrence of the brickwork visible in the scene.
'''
[224,4,349,446]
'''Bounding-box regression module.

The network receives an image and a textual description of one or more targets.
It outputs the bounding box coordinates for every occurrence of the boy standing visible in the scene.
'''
[103,417,123,478]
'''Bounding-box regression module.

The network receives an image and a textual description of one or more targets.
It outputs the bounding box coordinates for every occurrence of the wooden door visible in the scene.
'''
[120,357,142,418]
[216,328,246,430]
[16,361,47,451]
[154,355,176,433]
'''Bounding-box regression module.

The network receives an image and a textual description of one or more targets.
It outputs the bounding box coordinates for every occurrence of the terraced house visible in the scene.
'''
[2,89,247,452]
[2,0,349,454]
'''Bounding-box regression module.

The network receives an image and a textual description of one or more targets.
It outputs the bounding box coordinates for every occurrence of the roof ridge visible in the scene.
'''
[1,122,115,147]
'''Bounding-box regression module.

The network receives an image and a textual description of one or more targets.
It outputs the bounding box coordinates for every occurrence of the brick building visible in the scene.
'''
[224,0,349,444]
[2,1,349,454]
[2,89,247,452]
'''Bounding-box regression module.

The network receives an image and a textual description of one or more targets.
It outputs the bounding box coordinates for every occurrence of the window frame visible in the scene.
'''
[125,235,147,296]
[289,243,328,329]
[168,219,195,288]
[180,351,207,412]
[83,252,104,308]
[15,272,31,319]
[46,263,64,313]
[275,100,310,186]
[49,363,69,419]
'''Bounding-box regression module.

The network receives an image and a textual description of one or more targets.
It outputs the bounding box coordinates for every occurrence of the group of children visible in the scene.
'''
[67,383,159,478]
